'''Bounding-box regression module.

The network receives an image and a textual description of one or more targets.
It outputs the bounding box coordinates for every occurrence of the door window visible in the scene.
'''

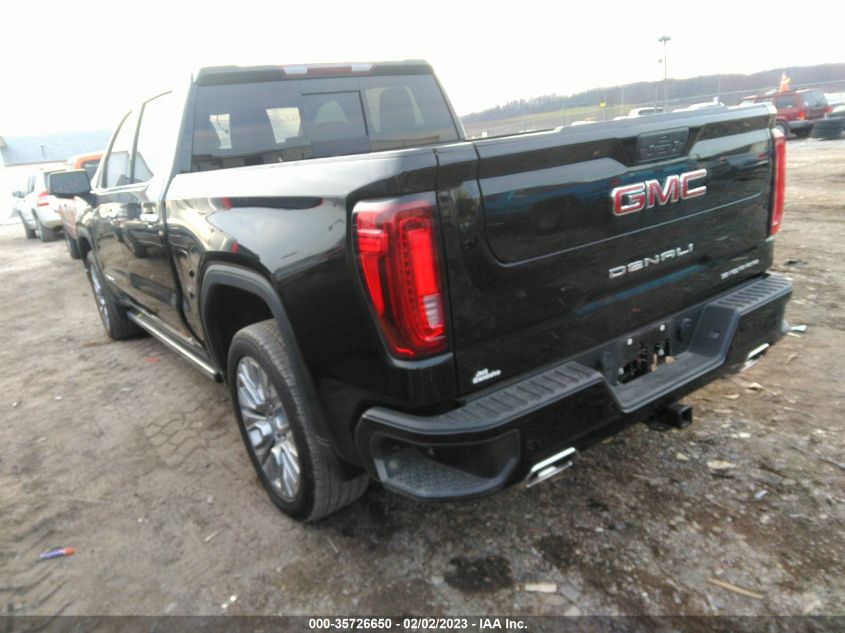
[134,92,177,183]
[104,112,137,188]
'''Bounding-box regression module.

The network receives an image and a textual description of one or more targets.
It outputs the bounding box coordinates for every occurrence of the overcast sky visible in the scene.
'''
[1,0,842,135]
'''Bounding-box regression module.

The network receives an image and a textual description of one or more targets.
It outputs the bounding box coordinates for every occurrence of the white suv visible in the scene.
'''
[13,170,64,241]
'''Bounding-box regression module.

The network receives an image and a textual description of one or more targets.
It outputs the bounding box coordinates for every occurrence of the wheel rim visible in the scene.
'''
[236,356,300,502]
[88,265,110,330]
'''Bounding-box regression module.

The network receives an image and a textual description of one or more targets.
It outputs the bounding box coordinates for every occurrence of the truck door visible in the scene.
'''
[117,92,193,337]
[90,111,140,294]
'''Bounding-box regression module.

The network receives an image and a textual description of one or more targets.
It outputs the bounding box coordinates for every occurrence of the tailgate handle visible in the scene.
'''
[636,127,689,162]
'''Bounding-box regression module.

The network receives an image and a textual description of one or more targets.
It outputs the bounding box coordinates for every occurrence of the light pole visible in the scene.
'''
[658,35,671,109]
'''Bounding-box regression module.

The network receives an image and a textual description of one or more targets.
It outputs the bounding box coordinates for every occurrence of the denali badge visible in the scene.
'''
[610,169,707,216]
[472,368,502,385]
[609,243,694,279]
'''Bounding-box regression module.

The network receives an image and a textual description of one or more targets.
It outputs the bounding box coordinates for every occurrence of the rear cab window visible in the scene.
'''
[773,95,796,110]
[190,72,459,172]
[801,91,827,108]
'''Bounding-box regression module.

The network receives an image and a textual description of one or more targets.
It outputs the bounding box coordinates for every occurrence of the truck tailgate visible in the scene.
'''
[436,105,777,394]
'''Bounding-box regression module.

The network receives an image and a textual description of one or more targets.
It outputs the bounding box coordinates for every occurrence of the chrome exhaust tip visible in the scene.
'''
[742,343,770,371]
[525,447,577,488]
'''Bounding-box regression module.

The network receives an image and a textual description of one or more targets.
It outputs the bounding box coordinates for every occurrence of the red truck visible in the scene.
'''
[741,89,830,138]
[55,151,103,259]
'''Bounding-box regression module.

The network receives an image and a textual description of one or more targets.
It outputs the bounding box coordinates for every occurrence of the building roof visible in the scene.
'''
[0,130,111,167]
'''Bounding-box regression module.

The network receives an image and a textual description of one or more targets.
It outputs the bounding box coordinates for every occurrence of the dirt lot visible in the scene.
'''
[1,139,843,618]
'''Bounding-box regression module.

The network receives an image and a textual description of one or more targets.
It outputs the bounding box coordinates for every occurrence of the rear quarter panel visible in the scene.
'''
[164,148,456,458]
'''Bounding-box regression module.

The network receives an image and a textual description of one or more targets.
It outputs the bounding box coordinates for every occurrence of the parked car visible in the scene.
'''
[49,61,791,522]
[10,178,28,223]
[13,170,63,241]
[55,151,103,259]
[825,92,845,118]
[745,89,829,138]
[627,106,665,117]
[613,107,665,120]
[674,99,725,112]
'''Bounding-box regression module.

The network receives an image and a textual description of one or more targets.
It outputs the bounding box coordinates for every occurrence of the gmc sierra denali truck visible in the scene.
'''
[48,61,791,521]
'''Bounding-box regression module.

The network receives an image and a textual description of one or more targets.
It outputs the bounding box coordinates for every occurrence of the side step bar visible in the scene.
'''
[127,310,221,382]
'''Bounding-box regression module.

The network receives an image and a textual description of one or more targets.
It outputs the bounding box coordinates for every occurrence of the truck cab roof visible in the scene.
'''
[194,61,434,85]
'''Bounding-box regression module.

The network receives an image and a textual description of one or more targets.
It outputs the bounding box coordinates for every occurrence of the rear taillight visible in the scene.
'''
[770,128,786,235]
[353,197,446,358]
[37,191,49,207]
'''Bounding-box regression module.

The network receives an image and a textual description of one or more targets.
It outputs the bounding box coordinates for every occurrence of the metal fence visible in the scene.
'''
[462,78,845,139]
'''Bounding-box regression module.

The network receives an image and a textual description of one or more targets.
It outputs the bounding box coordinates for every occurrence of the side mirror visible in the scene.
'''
[46,170,92,199]
[12,191,24,198]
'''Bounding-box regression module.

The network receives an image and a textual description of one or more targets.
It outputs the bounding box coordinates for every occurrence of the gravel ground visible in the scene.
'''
[1,139,843,618]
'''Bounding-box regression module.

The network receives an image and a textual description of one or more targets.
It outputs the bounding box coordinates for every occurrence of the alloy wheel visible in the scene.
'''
[236,356,301,501]
[88,265,110,330]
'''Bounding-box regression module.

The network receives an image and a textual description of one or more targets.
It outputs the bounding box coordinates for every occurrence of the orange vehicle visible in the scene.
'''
[56,151,102,259]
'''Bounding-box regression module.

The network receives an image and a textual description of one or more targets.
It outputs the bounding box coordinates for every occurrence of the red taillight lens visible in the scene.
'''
[37,191,49,207]
[354,198,446,358]
[770,128,786,235]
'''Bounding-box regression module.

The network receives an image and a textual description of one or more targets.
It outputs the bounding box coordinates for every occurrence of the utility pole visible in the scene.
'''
[658,35,671,109]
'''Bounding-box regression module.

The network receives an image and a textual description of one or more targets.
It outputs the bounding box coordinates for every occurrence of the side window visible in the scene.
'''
[134,93,176,183]
[104,112,137,189]
[26,176,34,194]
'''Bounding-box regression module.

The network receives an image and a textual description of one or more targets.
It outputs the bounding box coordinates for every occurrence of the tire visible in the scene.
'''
[19,212,36,239]
[776,122,789,138]
[811,118,844,140]
[228,319,368,521]
[65,231,81,260]
[35,213,56,242]
[85,251,141,340]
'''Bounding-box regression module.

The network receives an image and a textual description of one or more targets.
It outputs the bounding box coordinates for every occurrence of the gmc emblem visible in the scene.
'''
[610,169,707,216]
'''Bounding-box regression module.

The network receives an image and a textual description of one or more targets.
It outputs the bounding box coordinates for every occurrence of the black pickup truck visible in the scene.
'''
[48,61,791,521]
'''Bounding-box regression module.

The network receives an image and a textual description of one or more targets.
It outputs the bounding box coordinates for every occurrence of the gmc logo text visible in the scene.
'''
[610,169,707,216]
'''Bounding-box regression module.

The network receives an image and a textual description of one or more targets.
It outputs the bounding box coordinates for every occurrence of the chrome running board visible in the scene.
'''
[127,310,221,382]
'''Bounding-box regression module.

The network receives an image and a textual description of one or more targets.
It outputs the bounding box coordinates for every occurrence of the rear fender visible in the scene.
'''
[199,263,334,444]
